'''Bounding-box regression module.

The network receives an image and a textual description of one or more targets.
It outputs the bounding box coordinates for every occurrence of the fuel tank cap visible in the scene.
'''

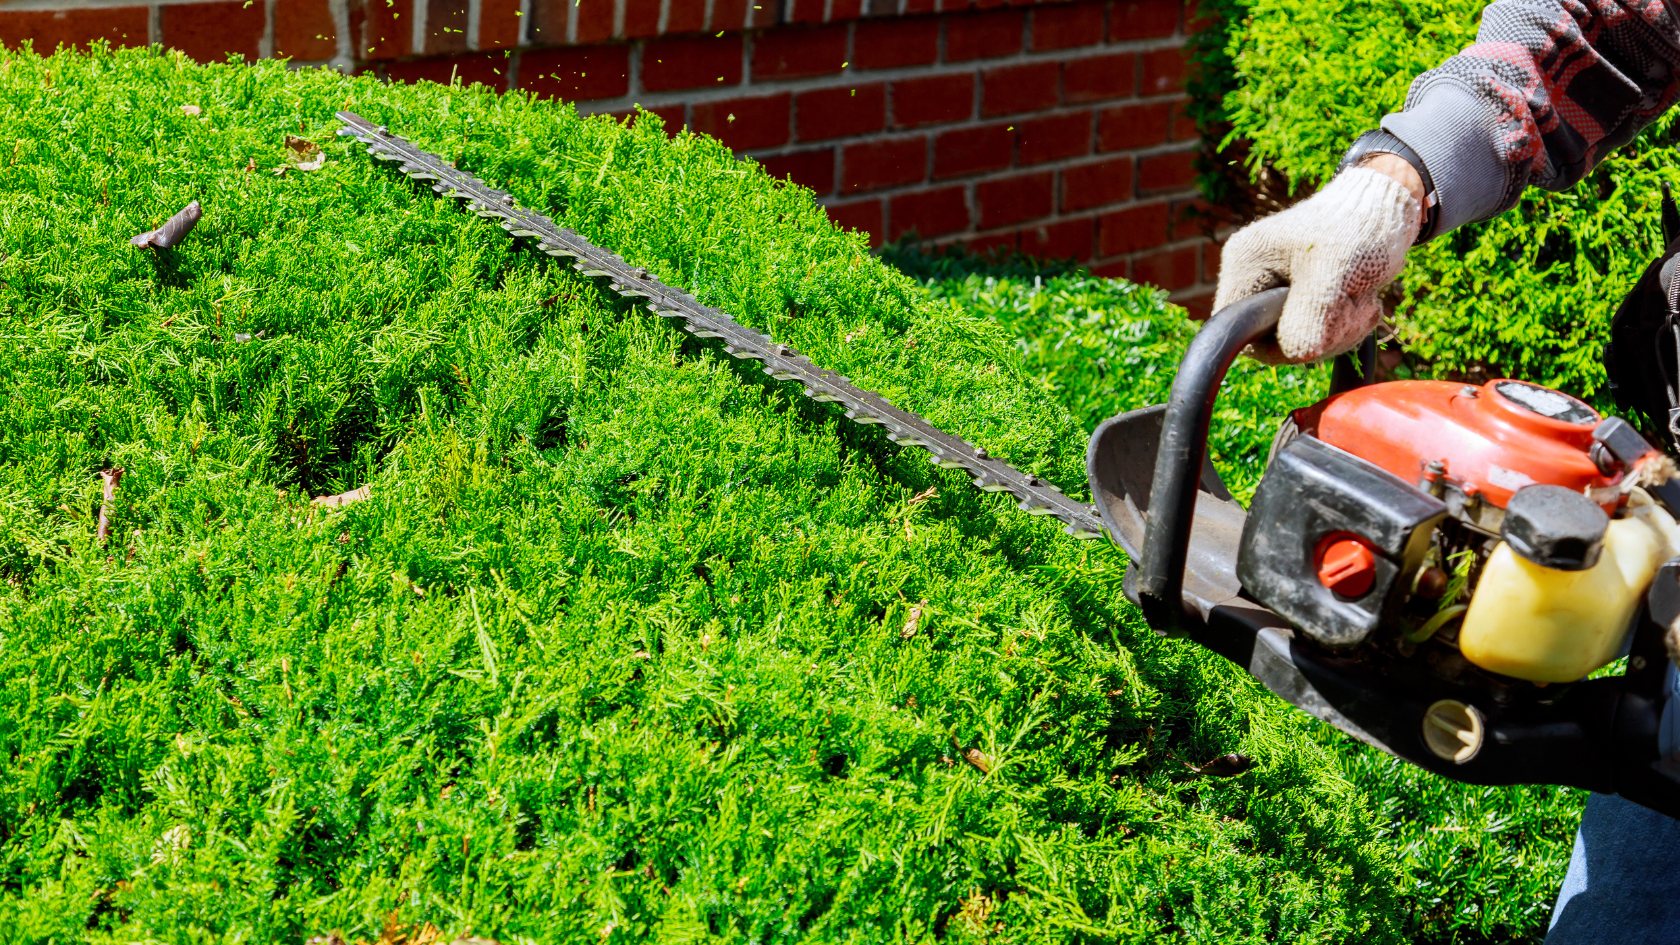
[1501,484,1608,571]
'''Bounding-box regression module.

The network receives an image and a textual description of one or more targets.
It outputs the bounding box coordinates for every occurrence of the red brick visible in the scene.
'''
[1018,111,1091,165]
[274,0,337,60]
[1032,2,1104,50]
[356,0,412,58]
[691,94,793,151]
[479,0,524,48]
[1099,201,1171,256]
[1065,53,1136,103]
[1062,158,1133,212]
[421,0,470,54]
[0,8,149,51]
[972,0,1011,11]
[1021,218,1094,260]
[977,171,1053,229]
[1133,244,1199,291]
[827,199,885,247]
[1170,100,1199,141]
[892,74,974,128]
[832,0,867,21]
[527,0,567,44]
[753,25,847,80]
[761,148,837,195]
[1109,0,1180,40]
[1142,47,1187,95]
[1185,0,1213,31]
[855,17,938,69]
[982,62,1060,117]
[796,84,887,142]
[1139,148,1196,193]
[1169,197,1214,239]
[602,104,688,132]
[664,0,703,32]
[790,0,827,23]
[945,9,1024,61]
[1203,237,1222,282]
[624,0,662,38]
[1178,290,1215,321]
[1097,101,1172,152]
[162,1,264,62]
[905,0,938,11]
[711,0,752,31]
[1091,258,1130,279]
[644,35,744,91]
[388,52,511,89]
[890,186,970,240]
[521,46,631,101]
[933,123,1012,179]
[844,137,928,192]
[966,231,1020,255]
[569,0,611,43]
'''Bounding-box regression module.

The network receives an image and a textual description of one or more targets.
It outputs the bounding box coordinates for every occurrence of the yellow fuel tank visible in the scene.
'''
[1460,495,1678,682]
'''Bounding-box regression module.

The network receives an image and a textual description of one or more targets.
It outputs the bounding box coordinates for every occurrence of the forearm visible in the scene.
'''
[1363,0,1680,236]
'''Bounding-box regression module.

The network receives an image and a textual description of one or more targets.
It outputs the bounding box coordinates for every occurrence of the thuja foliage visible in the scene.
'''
[914,267,1585,943]
[1223,0,1680,400]
[0,45,1569,944]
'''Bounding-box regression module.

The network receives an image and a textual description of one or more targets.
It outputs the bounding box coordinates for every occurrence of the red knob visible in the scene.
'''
[1318,537,1377,598]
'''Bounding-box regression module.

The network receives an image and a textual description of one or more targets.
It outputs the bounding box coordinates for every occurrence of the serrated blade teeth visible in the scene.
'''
[336,109,1112,544]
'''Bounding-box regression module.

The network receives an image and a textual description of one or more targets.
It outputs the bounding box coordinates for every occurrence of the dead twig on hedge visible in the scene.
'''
[96,467,123,544]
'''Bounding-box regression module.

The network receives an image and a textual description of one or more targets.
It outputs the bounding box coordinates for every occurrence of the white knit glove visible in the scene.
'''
[1214,167,1420,363]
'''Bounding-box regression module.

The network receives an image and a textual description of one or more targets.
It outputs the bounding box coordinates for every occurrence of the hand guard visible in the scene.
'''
[1213,167,1420,364]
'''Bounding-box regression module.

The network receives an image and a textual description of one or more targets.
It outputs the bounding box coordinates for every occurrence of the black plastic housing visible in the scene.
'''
[1239,435,1447,647]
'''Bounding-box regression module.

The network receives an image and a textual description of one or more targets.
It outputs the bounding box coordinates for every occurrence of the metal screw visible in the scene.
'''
[973,447,989,459]
[376,125,389,135]
[1633,655,1649,671]
[631,267,648,279]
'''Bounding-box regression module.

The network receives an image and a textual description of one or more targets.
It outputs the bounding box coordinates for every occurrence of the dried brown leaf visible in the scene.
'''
[1193,752,1254,778]
[962,748,992,774]
[312,485,371,509]
[130,200,201,249]
[280,134,327,172]
[180,104,201,116]
[900,600,927,640]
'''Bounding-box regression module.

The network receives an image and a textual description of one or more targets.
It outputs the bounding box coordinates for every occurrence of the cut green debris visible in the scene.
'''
[0,45,1576,944]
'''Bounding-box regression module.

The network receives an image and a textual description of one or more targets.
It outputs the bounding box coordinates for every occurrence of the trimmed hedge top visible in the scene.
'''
[0,45,1574,944]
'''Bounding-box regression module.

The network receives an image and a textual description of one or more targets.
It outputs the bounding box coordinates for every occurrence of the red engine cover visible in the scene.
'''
[1306,379,1612,510]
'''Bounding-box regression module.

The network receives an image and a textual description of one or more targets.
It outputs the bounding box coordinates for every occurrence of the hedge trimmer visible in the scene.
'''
[339,112,1680,816]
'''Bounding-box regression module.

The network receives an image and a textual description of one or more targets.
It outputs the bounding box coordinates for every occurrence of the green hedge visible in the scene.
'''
[0,43,1486,943]
[1217,0,1679,401]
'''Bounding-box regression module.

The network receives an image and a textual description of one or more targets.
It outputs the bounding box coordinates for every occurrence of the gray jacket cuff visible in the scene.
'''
[1380,81,1510,235]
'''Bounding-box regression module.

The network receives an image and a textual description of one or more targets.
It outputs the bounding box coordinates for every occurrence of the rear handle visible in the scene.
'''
[1134,287,1288,631]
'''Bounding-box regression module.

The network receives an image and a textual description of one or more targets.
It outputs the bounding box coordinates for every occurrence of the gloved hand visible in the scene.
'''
[1214,166,1421,363]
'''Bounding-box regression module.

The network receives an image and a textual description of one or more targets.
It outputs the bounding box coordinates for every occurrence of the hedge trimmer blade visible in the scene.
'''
[335,111,1107,541]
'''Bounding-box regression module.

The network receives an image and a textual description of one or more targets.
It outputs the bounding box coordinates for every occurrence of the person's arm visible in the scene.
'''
[1378,0,1680,238]
[1212,0,1680,363]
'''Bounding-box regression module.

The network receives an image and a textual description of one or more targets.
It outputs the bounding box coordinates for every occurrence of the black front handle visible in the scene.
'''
[1135,287,1288,631]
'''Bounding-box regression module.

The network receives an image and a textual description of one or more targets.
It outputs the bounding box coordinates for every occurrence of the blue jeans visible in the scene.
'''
[1545,792,1680,942]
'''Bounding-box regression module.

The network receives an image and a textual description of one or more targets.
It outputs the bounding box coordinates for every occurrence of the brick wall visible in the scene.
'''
[0,0,1218,311]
